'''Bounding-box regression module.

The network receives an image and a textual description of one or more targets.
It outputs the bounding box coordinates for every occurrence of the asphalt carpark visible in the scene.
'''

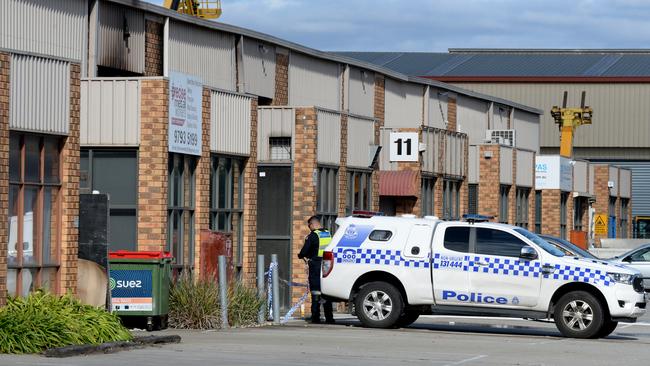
[2,312,650,366]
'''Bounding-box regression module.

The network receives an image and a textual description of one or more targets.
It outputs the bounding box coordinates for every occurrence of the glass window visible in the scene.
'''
[620,198,629,238]
[515,188,529,228]
[534,190,542,234]
[499,185,510,224]
[468,184,478,215]
[476,228,530,257]
[269,137,291,160]
[560,193,569,239]
[317,166,338,232]
[168,153,197,275]
[421,176,435,216]
[628,247,650,262]
[515,229,565,257]
[369,230,392,241]
[347,170,372,215]
[574,197,586,232]
[7,133,62,297]
[442,180,461,220]
[443,227,470,253]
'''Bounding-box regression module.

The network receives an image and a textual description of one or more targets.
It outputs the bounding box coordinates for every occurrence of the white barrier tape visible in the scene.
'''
[281,289,310,324]
[266,262,277,320]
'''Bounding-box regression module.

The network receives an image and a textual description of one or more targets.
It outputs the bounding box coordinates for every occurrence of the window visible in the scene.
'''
[621,198,629,238]
[574,197,586,232]
[347,170,372,215]
[443,227,470,253]
[560,192,569,239]
[210,155,245,268]
[499,185,510,224]
[628,247,650,262]
[468,184,478,215]
[317,166,338,232]
[476,228,531,257]
[515,188,529,228]
[168,153,197,275]
[442,180,461,220]
[80,149,138,251]
[534,190,542,234]
[269,137,291,160]
[8,133,62,296]
[421,176,436,216]
[369,230,392,241]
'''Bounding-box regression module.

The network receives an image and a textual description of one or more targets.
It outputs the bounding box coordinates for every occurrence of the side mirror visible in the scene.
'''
[520,246,538,260]
[623,256,633,263]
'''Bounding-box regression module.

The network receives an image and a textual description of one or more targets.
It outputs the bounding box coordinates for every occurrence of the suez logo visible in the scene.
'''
[442,290,510,305]
[109,277,143,290]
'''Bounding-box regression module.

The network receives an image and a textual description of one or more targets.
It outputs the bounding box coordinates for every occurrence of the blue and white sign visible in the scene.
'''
[535,155,572,191]
[110,269,153,312]
[169,72,203,156]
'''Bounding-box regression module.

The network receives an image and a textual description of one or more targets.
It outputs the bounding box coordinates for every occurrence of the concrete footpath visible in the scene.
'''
[2,314,650,366]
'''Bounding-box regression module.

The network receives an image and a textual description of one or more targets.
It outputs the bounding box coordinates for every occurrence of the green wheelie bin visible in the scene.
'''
[109,251,173,331]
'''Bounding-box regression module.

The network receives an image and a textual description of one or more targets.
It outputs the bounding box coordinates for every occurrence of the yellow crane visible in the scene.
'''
[551,91,593,158]
[163,0,222,19]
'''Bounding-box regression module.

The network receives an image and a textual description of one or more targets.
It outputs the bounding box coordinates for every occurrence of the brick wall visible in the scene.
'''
[528,153,537,232]
[144,20,164,77]
[138,79,169,251]
[272,50,288,106]
[0,52,9,305]
[193,88,212,277]
[478,145,500,220]
[372,75,384,211]
[339,115,348,216]
[592,165,610,246]
[59,63,81,295]
[459,138,469,215]
[541,190,561,238]
[447,97,457,132]
[508,150,517,225]
[241,98,259,284]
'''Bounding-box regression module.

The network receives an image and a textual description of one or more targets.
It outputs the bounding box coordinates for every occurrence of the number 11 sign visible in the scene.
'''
[389,132,419,162]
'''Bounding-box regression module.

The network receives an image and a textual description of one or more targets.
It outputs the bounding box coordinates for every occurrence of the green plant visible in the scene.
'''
[227,282,264,327]
[0,290,132,354]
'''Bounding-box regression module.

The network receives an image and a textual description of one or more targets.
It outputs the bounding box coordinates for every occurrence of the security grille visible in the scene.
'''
[486,129,516,147]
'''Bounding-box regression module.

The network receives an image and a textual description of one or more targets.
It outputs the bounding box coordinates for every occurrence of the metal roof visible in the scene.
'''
[105,0,542,115]
[335,50,650,78]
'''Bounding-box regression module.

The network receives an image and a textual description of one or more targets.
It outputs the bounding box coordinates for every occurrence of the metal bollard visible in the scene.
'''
[257,254,265,324]
[271,254,280,325]
[218,255,229,328]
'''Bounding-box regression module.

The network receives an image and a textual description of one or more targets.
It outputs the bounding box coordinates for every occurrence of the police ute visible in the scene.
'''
[320,214,647,338]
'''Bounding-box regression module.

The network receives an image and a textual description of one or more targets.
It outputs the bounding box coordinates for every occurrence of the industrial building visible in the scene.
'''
[0,0,632,310]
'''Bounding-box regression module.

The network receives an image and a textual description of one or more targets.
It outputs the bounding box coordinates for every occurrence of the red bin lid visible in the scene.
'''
[109,250,173,259]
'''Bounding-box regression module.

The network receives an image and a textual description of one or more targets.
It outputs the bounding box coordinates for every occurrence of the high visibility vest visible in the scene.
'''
[314,229,332,257]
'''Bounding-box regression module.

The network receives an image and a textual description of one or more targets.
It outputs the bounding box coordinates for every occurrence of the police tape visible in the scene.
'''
[266,262,277,321]
[281,289,310,324]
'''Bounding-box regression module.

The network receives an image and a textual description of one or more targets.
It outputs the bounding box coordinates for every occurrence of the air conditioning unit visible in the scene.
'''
[485,129,516,147]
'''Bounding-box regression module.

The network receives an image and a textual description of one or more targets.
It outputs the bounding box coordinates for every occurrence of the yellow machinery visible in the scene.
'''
[551,91,593,158]
[163,0,222,19]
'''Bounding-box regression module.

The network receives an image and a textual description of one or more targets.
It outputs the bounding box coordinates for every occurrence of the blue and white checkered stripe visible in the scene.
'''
[468,256,542,278]
[545,264,611,286]
[333,248,430,268]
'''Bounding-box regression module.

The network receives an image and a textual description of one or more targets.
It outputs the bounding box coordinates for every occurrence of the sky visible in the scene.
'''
[145,0,650,52]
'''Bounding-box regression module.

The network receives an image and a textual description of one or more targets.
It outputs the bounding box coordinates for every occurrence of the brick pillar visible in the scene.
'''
[541,190,561,238]
[339,115,348,216]
[528,153,537,231]
[144,20,164,76]
[459,136,469,215]
[447,97,457,132]
[592,165,610,246]
[272,50,288,106]
[0,52,9,305]
[508,149,517,225]
[478,145,500,220]
[242,98,259,284]
[138,79,169,251]
[59,63,81,295]
[193,88,212,278]
[372,75,384,211]
[291,107,317,304]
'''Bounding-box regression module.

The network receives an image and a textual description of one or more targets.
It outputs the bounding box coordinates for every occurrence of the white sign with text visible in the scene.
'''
[168,72,203,156]
[535,155,572,191]
[389,132,419,162]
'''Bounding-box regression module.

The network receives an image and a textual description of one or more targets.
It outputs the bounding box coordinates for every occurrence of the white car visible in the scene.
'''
[609,244,650,291]
[321,215,646,338]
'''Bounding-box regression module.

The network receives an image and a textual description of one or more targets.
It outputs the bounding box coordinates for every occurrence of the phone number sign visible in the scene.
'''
[169,72,203,156]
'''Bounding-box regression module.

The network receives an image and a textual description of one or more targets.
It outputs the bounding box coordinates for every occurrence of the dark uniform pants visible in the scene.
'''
[308,259,333,321]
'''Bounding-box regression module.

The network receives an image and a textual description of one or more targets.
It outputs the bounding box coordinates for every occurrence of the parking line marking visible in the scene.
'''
[444,355,487,365]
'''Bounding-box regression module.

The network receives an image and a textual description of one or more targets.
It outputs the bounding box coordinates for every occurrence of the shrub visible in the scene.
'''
[0,291,132,354]
[168,275,263,329]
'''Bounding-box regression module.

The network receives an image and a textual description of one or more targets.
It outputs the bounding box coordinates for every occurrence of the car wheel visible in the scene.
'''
[396,308,420,328]
[355,281,404,328]
[597,319,618,338]
[553,291,605,339]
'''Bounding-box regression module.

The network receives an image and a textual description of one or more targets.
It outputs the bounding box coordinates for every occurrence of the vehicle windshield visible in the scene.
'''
[514,228,565,257]
[545,236,598,259]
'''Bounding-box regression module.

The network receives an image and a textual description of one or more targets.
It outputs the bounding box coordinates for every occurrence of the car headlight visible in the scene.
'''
[607,272,634,285]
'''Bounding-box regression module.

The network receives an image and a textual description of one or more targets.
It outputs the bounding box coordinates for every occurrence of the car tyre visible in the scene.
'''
[553,291,605,339]
[597,319,618,338]
[396,308,420,328]
[355,281,404,328]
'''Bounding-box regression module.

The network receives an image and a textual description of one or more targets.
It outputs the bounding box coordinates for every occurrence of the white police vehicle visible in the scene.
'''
[320,214,647,338]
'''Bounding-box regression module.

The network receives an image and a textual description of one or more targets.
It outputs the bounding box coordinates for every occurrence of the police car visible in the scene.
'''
[320,214,647,338]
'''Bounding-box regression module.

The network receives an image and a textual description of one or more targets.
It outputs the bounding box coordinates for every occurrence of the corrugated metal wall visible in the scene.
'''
[96,1,145,74]
[257,107,295,162]
[516,150,534,188]
[0,0,86,61]
[80,78,140,146]
[211,90,252,156]
[384,78,423,128]
[348,67,374,117]
[422,128,441,174]
[289,52,340,110]
[169,20,236,90]
[589,164,595,196]
[242,38,276,99]
[444,133,466,177]
[10,54,70,134]
[456,95,489,145]
[468,145,479,183]
[491,104,510,130]
[573,160,589,193]
[453,82,650,148]
[513,109,540,153]
[427,89,448,129]
[500,146,513,185]
[347,116,375,168]
[379,128,398,171]
[604,161,650,216]
[317,110,341,165]
[620,169,631,199]
[609,166,619,196]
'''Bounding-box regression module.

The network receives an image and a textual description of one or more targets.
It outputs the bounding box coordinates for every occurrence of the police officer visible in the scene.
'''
[298,216,334,324]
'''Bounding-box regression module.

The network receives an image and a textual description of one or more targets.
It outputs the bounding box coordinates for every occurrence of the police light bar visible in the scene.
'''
[352,210,384,218]
[462,214,494,223]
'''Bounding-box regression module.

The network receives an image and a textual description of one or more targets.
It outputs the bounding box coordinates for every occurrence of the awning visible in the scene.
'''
[379,170,419,197]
